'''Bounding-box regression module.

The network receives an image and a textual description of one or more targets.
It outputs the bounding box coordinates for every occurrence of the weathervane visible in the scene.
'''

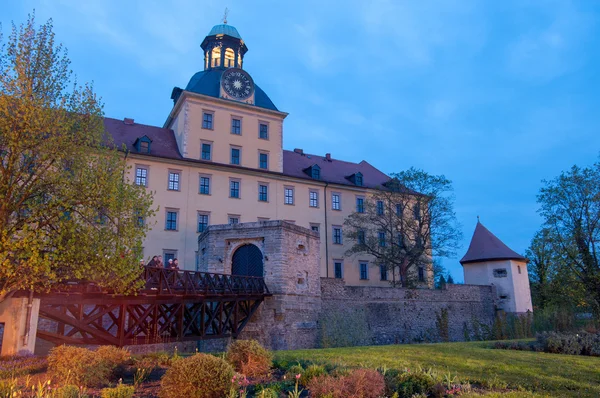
[222,7,229,24]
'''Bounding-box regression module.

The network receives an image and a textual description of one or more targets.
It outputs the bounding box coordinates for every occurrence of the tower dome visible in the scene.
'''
[201,23,247,70]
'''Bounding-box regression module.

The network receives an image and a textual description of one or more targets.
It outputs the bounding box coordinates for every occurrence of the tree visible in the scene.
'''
[446,274,454,284]
[537,162,600,316]
[0,15,155,300]
[344,168,462,287]
[525,228,586,311]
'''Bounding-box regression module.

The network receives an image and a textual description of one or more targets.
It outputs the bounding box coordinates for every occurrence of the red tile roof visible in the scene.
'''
[103,118,391,189]
[282,150,390,189]
[104,117,181,159]
[460,222,528,265]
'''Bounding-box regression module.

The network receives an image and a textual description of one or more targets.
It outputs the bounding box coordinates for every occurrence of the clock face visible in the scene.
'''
[221,68,254,101]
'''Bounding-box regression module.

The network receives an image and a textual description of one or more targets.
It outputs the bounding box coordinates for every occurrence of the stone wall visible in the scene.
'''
[319,279,497,346]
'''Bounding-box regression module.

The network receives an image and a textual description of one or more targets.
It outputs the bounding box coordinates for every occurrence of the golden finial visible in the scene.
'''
[222,7,229,24]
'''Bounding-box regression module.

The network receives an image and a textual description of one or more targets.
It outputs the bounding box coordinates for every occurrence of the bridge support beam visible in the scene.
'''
[0,297,40,356]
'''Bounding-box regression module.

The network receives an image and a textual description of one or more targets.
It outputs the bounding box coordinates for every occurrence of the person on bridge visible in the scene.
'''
[167,258,173,268]
[172,258,180,270]
[156,255,164,268]
[147,256,158,267]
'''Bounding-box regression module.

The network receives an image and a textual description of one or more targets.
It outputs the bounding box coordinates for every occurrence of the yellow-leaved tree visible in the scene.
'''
[0,14,156,301]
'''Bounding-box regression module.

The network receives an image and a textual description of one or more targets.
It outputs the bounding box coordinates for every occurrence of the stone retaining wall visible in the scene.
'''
[319,278,497,346]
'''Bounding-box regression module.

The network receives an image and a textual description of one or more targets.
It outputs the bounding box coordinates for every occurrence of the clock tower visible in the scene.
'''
[200,22,255,105]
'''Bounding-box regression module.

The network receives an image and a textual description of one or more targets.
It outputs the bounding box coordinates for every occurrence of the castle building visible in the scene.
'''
[461,221,533,313]
[105,22,430,286]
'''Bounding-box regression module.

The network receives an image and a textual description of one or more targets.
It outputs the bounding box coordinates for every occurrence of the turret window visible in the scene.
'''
[211,47,221,68]
[224,48,235,68]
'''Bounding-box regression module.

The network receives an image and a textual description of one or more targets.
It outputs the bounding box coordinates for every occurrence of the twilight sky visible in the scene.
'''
[3,1,600,281]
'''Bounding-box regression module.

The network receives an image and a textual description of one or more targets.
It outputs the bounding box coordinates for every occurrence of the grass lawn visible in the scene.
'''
[274,341,600,397]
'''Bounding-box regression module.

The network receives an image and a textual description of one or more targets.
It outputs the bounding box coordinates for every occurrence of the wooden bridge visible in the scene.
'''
[25,266,270,347]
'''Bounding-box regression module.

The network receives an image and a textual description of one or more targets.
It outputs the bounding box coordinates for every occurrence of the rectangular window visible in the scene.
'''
[333,227,342,244]
[493,268,508,278]
[418,267,425,282]
[378,231,386,247]
[168,171,180,191]
[165,210,178,231]
[259,123,269,139]
[360,262,368,280]
[380,264,388,281]
[396,204,402,216]
[334,261,343,279]
[397,233,404,247]
[258,184,268,202]
[135,167,148,186]
[230,180,240,198]
[231,118,241,135]
[201,143,212,160]
[309,190,319,208]
[259,153,268,169]
[199,176,211,195]
[163,250,177,263]
[356,197,364,213]
[229,216,239,224]
[197,213,209,233]
[358,229,365,245]
[284,187,294,205]
[414,203,421,221]
[135,209,145,227]
[231,147,240,165]
[332,193,341,210]
[202,112,213,129]
[310,224,320,234]
[377,200,384,215]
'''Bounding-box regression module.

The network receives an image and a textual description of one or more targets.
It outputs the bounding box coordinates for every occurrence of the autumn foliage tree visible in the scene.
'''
[0,15,155,300]
[344,168,461,287]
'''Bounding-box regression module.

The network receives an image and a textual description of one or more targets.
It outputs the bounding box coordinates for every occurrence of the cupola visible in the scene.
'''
[200,20,247,71]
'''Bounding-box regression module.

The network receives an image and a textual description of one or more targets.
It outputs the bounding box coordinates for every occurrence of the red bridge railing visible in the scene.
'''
[141,266,269,296]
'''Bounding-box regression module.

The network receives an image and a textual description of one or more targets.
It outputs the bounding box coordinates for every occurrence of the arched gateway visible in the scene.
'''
[231,244,264,277]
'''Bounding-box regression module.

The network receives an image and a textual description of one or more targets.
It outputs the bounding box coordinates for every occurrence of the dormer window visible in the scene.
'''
[347,172,363,186]
[134,136,152,154]
[304,164,321,180]
[355,173,363,186]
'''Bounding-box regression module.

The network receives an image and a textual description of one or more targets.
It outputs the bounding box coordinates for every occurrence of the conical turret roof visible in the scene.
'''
[460,221,528,265]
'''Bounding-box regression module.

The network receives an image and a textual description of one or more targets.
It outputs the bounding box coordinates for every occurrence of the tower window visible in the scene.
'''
[211,47,221,68]
[259,123,269,139]
[224,48,235,68]
[202,112,213,129]
[418,267,425,282]
[259,153,268,169]
[231,118,241,135]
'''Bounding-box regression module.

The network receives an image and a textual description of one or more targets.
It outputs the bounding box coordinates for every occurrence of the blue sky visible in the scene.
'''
[3,1,600,281]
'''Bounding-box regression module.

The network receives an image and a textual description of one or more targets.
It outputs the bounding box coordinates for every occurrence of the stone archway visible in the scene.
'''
[231,244,264,277]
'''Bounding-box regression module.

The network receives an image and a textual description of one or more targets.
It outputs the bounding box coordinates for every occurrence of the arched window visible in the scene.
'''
[211,47,221,68]
[204,53,208,70]
[224,48,235,68]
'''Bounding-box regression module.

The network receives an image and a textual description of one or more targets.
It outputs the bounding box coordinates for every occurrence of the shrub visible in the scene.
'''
[382,368,401,397]
[95,346,131,379]
[101,383,135,398]
[160,353,234,398]
[307,368,384,398]
[133,351,172,369]
[397,372,435,398]
[0,355,47,378]
[226,339,272,379]
[53,385,84,398]
[299,364,327,386]
[48,345,112,387]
